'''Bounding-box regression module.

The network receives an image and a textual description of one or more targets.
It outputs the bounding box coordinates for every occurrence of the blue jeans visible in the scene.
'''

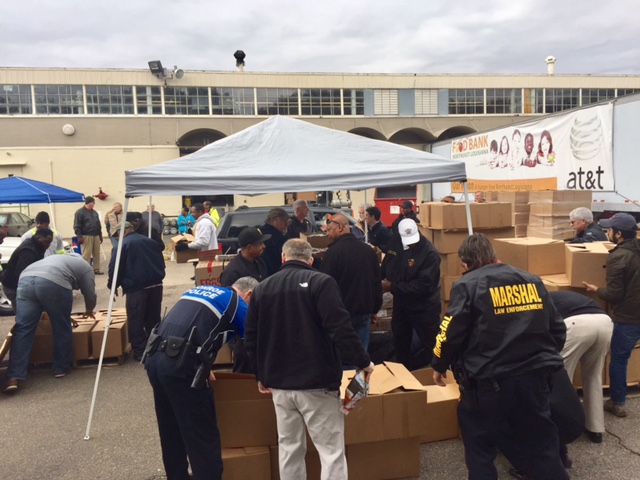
[351,313,371,351]
[609,322,640,405]
[7,276,74,380]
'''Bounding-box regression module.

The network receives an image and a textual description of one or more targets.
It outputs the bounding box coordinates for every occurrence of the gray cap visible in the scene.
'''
[267,207,289,221]
[111,221,133,237]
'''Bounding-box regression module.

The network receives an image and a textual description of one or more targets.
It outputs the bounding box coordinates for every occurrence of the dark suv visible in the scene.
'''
[216,205,357,253]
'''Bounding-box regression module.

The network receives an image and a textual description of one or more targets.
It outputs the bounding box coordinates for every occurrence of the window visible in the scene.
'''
[581,89,615,105]
[523,88,543,114]
[618,89,640,98]
[448,89,484,114]
[136,86,162,114]
[86,85,134,114]
[34,85,84,114]
[414,89,438,115]
[486,88,522,114]
[212,88,254,115]
[300,89,341,115]
[343,89,364,115]
[373,89,398,115]
[256,88,299,115]
[545,88,579,113]
[0,85,32,114]
[164,87,209,115]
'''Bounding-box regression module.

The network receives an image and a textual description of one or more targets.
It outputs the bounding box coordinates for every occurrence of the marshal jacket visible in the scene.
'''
[431,262,565,380]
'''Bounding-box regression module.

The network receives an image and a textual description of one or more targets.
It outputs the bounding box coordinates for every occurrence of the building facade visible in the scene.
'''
[1,67,639,237]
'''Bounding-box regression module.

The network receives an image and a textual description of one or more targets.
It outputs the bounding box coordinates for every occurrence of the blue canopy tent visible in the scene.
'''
[0,176,85,229]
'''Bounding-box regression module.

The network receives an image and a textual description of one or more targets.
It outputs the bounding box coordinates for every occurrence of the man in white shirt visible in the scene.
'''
[176,203,218,253]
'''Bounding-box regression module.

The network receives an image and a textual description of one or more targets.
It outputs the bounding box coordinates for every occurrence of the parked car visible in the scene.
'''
[0,211,34,237]
[216,204,357,254]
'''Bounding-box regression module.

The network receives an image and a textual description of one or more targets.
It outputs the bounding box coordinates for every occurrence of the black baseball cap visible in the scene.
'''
[401,200,414,209]
[238,227,271,248]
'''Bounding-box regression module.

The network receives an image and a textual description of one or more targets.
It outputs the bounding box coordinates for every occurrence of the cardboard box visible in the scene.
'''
[300,233,332,249]
[528,191,593,204]
[214,373,279,448]
[197,248,221,261]
[195,260,226,286]
[214,343,233,365]
[427,227,516,254]
[418,202,431,226]
[528,214,570,228]
[492,237,566,276]
[441,275,461,301]
[347,437,421,480]
[530,202,592,216]
[428,202,512,230]
[526,225,575,240]
[222,446,270,480]
[540,273,608,311]
[496,191,530,204]
[440,253,465,276]
[412,368,461,443]
[515,224,528,237]
[171,234,198,263]
[565,243,611,287]
[27,317,97,363]
[91,318,129,358]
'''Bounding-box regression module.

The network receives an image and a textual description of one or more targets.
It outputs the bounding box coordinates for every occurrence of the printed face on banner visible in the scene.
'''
[450,104,614,193]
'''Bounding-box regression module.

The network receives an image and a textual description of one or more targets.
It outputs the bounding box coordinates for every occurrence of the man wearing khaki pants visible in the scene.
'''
[73,196,104,274]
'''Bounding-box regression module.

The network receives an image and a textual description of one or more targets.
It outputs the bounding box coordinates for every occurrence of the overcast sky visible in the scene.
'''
[4,0,639,75]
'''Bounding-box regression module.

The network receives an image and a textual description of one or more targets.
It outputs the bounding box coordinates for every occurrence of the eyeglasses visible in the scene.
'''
[569,219,581,225]
[329,220,348,227]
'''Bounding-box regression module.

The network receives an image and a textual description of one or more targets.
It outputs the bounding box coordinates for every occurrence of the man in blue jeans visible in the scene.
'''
[584,213,640,418]
[3,253,96,393]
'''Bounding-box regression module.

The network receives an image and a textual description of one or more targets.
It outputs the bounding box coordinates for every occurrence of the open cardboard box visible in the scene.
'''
[411,367,461,443]
[171,233,198,263]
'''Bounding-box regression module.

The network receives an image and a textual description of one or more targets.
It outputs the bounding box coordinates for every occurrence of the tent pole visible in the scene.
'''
[84,196,130,440]
[463,182,473,235]
[148,196,153,238]
[364,190,368,243]
[48,203,56,231]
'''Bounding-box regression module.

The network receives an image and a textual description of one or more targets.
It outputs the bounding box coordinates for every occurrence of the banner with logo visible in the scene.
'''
[450,103,614,192]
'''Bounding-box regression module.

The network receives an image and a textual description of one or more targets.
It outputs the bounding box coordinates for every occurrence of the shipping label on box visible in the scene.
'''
[565,242,611,287]
[195,260,226,286]
[493,237,566,276]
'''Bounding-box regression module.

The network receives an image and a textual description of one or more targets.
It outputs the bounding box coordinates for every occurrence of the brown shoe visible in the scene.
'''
[604,399,627,418]
[3,378,18,393]
[94,270,104,275]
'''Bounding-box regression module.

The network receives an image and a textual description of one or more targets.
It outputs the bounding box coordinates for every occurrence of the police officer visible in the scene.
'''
[144,277,258,480]
[431,233,568,480]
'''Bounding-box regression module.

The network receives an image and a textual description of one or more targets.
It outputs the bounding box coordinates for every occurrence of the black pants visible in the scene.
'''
[126,285,163,356]
[457,370,569,480]
[391,306,439,370]
[146,353,223,480]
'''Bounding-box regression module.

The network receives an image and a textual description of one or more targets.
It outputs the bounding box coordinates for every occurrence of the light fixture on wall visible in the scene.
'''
[148,61,185,85]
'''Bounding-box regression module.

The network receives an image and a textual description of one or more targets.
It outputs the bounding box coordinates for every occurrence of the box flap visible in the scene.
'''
[383,361,430,391]
[171,233,195,244]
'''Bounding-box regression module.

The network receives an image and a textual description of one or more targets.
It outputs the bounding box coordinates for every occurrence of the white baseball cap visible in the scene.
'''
[398,218,420,249]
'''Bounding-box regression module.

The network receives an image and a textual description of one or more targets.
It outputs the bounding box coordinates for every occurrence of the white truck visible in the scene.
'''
[431,92,640,219]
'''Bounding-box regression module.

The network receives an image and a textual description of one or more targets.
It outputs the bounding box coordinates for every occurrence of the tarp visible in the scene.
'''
[0,176,85,204]
[125,115,467,196]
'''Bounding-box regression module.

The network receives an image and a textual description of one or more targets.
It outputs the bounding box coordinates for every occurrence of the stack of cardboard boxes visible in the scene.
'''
[526,191,593,240]
[417,201,516,314]
[496,191,531,237]
[215,362,460,479]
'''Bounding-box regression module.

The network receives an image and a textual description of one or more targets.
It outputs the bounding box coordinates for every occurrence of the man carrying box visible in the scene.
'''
[584,212,640,418]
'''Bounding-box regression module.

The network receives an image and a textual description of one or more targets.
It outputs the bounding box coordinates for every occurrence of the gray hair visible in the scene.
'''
[458,233,496,272]
[293,199,308,211]
[283,238,313,262]
[232,276,259,294]
[569,207,593,224]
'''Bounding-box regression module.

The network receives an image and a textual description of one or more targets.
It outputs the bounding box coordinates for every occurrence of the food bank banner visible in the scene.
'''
[450,103,613,192]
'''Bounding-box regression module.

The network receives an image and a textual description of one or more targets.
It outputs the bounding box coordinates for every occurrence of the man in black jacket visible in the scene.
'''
[432,233,568,480]
[108,222,165,360]
[0,228,53,311]
[260,208,289,277]
[220,227,270,287]
[320,213,382,352]
[381,218,440,370]
[390,200,420,234]
[566,207,607,244]
[365,206,393,253]
[73,196,104,274]
[245,238,373,480]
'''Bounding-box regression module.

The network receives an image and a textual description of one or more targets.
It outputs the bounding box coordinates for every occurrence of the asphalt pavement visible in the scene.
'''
[2,257,640,479]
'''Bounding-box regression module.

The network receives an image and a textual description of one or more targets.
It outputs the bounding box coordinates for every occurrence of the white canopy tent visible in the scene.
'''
[85,115,470,438]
